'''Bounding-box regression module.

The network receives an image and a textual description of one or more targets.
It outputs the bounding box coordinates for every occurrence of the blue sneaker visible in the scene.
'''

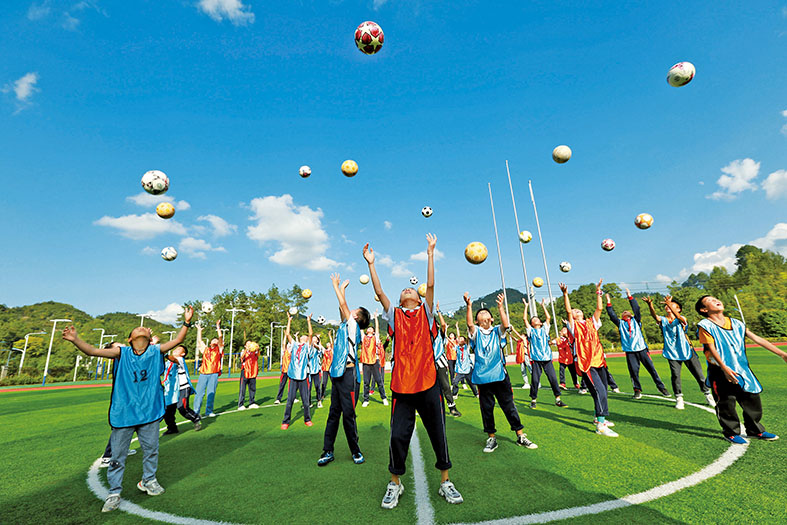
[317,451,334,466]
[724,435,748,445]
[753,431,779,441]
[352,452,365,464]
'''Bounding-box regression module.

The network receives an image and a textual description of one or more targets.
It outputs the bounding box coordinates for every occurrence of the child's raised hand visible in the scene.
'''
[663,295,673,305]
[426,233,437,253]
[642,296,653,305]
[496,293,505,307]
[62,326,77,342]
[558,282,568,294]
[216,320,222,330]
[362,243,375,264]
[183,306,194,323]
[625,288,631,297]
[605,293,611,303]
[341,279,350,290]
[436,300,440,310]
[596,278,603,291]
[463,292,471,305]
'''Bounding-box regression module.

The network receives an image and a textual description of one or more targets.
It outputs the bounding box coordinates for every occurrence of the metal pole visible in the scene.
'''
[137,314,150,326]
[43,319,71,386]
[73,355,81,382]
[20,332,46,374]
[734,294,746,324]
[163,330,176,341]
[505,160,535,317]
[226,308,245,377]
[488,183,511,326]
[528,180,561,343]
[93,328,105,379]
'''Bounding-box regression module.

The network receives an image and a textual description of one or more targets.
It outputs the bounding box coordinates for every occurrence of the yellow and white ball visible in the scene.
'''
[341,160,358,177]
[464,242,488,265]
[635,213,654,230]
[156,202,175,219]
[532,277,544,288]
[417,283,427,297]
[667,61,695,87]
[359,274,370,285]
[302,289,313,299]
[519,230,533,243]
[552,145,572,164]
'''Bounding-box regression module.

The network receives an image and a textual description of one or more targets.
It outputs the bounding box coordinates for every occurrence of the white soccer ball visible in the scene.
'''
[299,165,311,178]
[316,315,326,325]
[288,307,298,316]
[141,170,169,195]
[552,145,572,164]
[359,274,370,285]
[667,61,695,87]
[409,276,419,285]
[161,246,177,261]
[559,261,572,273]
[201,301,214,314]
[519,230,533,243]
[421,206,433,218]
[601,238,616,252]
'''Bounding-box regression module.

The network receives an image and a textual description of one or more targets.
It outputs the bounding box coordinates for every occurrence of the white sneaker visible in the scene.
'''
[381,481,404,509]
[102,494,121,512]
[274,399,281,405]
[294,398,300,403]
[483,436,498,453]
[99,457,111,468]
[462,384,468,390]
[362,401,369,407]
[317,401,323,408]
[612,388,621,393]
[596,422,619,437]
[127,449,137,455]
[675,396,685,410]
[521,384,528,389]
[208,412,217,417]
[705,392,716,407]
[439,480,464,504]
[383,399,389,406]
[249,403,259,409]
[594,418,615,427]
[137,478,165,496]
[237,405,247,411]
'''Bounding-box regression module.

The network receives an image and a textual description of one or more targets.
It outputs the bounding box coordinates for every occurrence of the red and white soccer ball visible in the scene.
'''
[142,170,169,195]
[601,238,616,252]
[299,165,311,178]
[355,21,384,55]
[667,62,695,87]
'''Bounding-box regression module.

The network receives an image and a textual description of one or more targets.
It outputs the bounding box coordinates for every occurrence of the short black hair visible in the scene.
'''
[671,299,683,312]
[694,295,711,317]
[177,345,189,357]
[475,308,492,321]
[356,307,371,330]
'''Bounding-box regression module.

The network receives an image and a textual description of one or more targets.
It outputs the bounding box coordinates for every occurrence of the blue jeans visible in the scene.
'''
[107,420,159,494]
[194,373,219,415]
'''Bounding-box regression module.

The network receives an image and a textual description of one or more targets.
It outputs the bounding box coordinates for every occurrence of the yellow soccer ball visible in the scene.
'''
[519,230,533,243]
[635,213,654,230]
[302,289,313,299]
[417,283,427,297]
[341,160,358,177]
[156,202,175,219]
[552,145,572,164]
[532,277,544,288]
[464,242,488,265]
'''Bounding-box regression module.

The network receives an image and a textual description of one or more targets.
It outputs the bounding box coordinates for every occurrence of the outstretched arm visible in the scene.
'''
[307,314,313,342]
[374,312,380,341]
[161,306,194,353]
[284,313,294,344]
[463,293,475,336]
[593,279,604,323]
[363,243,391,312]
[522,298,529,323]
[746,329,787,363]
[605,292,620,326]
[216,320,224,350]
[627,289,642,322]
[541,299,551,325]
[425,233,436,312]
[436,300,448,335]
[331,273,351,322]
[642,296,661,323]
[62,326,121,358]
[663,296,686,326]
[497,293,510,330]
[559,283,574,326]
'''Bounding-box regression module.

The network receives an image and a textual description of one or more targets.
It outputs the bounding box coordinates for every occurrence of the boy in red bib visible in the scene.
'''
[364,234,463,509]
[553,327,580,390]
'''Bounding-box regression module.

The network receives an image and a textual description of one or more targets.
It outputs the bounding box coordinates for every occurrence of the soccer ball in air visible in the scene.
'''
[519,230,533,243]
[532,277,544,288]
[141,170,169,195]
[418,283,427,297]
[601,238,616,251]
[156,202,175,219]
[635,213,654,230]
[667,62,695,87]
[374,293,380,302]
[302,289,313,299]
[288,307,299,316]
[464,242,488,264]
[316,315,326,325]
[559,261,572,273]
[552,145,572,164]
[359,274,370,285]
[421,206,433,218]
[201,301,214,314]
[161,246,177,261]
[299,165,311,178]
[409,276,418,285]
[341,160,358,177]
[354,21,384,55]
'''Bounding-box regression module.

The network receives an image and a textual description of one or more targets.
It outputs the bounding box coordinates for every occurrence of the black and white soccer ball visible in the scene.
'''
[421,206,433,218]
[409,276,419,285]
[316,315,326,324]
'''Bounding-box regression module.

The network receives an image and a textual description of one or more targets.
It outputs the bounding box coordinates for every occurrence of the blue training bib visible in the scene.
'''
[109,345,165,428]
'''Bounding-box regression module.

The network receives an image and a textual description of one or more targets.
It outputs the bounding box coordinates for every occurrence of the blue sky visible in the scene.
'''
[1,1,786,324]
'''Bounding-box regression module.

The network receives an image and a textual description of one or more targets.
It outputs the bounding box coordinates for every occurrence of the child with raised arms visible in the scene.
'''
[523,298,566,409]
[451,328,478,397]
[308,334,324,408]
[238,340,260,410]
[553,326,580,391]
[435,302,462,417]
[319,336,333,405]
[163,345,201,433]
[281,312,314,429]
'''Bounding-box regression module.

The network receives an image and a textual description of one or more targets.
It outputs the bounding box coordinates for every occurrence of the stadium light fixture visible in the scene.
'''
[20,331,46,374]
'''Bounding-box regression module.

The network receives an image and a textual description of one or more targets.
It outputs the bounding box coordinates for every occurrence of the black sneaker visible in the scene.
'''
[449,406,462,417]
[352,452,365,464]
[162,428,179,435]
[658,387,670,397]
[633,390,643,400]
[317,451,335,466]
[530,400,537,409]
[555,400,568,408]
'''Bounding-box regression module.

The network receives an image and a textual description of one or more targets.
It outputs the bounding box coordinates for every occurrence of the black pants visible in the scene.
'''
[275,372,289,402]
[436,366,456,407]
[582,367,609,418]
[283,378,311,424]
[668,352,708,396]
[448,360,456,383]
[477,375,524,435]
[559,362,578,386]
[530,360,561,400]
[363,363,387,402]
[310,373,322,404]
[389,382,451,475]
[707,364,765,437]
[238,376,256,407]
[451,371,478,396]
[320,372,330,401]
[323,367,361,455]
[164,388,200,431]
[626,350,666,392]
[373,362,385,390]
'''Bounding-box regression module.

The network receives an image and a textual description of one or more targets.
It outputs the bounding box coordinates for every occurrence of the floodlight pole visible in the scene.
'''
[137,314,151,327]
[162,330,177,341]
[43,319,72,386]
[226,308,245,377]
[488,184,512,356]
[92,328,105,379]
[73,354,82,382]
[505,160,535,318]
[734,294,746,324]
[20,331,46,374]
[529,180,561,343]
[268,322,283,371]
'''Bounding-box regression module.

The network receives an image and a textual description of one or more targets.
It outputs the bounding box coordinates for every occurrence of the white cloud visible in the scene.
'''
[94,213,188,240]
[384,220,392,230]
[145,303,184,325]
[654,274,674,284]
[781,109,787,136]
[246,194,342,271]
[409,248,445,262]
[749,222,787,256]
[391,262,412,278]
[377,254,394,267]
[373,0,389,9]
[197,214,237,237]
[762,170,787,199]
[3,72,39,113]
[692,244,743,273]
[178,237,226,259]
[197,0,255,25]
[706,158,760,201]
[341,234,356,245]
[27,2,51,20]
[141,246,156,255]
[62,11,80,30]
[126,192,190,211]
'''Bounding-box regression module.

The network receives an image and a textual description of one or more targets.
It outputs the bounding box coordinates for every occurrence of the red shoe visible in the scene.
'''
[305,421,314,427]
[281,423,289,430]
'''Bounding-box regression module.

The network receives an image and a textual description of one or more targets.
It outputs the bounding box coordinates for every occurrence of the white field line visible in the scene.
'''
[410,428,436,525]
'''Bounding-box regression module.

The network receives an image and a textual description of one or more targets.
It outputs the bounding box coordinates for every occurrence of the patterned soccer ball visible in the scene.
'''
[359,274,370,285]
[421,206,433,218]
[559,261,572,273]
[288,307,299,316]
[141,170,169,195]
[374,293,380,302]
[409,276,418,285]
[341,160,358,177]
[601,238,616,251]
[532,277,544,288]
[519,230,533,243]
[354,21,384,55]
[161,246,177,261]
[635,213,654,230]
[302,289,313,299]
[464,242,488,264]
[667,61,695,87]
[552,145,572,164]
[156,202,175,219]
[299,165,311,178]
[417,283,427,297]
[316,315,326,325]
[201,301,214,314]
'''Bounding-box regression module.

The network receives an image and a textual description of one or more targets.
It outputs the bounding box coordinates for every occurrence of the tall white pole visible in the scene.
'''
[43,319,71,386]
[226,308,245,377]
[734,294,746,324]
[528,180,560,342]
[488,183,511,326]
[137,314,151,326]
[73,355,81,382]
[20,332,46,374]
[505,160,535,317]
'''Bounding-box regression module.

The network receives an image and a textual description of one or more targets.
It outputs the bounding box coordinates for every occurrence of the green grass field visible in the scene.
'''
[1,350,785,524]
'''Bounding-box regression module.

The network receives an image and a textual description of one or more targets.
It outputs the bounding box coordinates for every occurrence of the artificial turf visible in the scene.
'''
[0,349,784,524]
